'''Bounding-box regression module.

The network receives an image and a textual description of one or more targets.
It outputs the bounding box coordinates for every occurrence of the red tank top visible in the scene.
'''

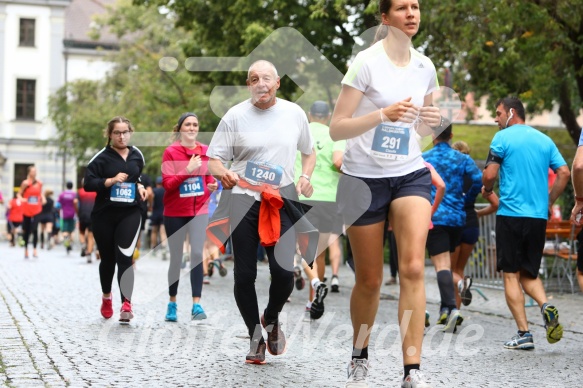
[9,198,24,222]
[22,180,42,217]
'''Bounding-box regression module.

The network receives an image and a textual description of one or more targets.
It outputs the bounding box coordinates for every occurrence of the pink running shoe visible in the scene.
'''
[101,296,113,319]
[119,299,134,324]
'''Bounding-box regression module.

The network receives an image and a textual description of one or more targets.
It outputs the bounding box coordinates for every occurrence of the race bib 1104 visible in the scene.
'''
[179,176,204,197]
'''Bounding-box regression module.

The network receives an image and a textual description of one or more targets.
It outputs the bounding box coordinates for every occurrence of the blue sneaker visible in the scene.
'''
[504,332,534,350]
[192,303,207,320]
[165,302,177,322]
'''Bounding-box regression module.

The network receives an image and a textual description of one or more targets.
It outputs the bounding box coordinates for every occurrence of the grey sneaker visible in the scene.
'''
[401,369,431,388]
[503,332,534,350]
[346,359,369,388]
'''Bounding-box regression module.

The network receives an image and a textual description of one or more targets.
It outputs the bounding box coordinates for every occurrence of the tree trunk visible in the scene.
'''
[557,81,582,145]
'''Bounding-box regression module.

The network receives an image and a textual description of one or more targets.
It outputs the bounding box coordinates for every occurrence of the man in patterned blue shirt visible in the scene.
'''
[483,97,569,350]
[423,125,482,332]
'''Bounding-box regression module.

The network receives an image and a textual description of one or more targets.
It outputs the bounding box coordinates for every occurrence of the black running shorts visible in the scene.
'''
[426,225,463,256]
[336,168,431,227]
[495,215,547,278]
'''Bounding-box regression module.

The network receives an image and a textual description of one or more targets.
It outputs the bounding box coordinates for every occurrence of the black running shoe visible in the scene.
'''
[460,276,473,306]
[331,275,339,293]
[310,283,328,319]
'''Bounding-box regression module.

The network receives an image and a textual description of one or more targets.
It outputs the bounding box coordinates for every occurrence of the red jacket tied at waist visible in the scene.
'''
[238,180,283,247]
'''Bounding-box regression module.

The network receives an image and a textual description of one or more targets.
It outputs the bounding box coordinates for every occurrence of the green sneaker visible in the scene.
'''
[441,309,461,333]
[436,308,449,325]
[542,304,563,344]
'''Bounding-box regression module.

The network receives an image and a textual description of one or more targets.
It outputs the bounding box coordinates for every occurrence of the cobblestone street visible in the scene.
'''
[1,241,582,387]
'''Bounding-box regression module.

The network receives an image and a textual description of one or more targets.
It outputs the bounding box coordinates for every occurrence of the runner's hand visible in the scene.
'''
[570,203,583,225]
[296,177,313,198]
[186,155,202,174]
[207,181,219,192]
[138,186,148,201]
[220,171,239,189]
[382,97,419,123]
[419,105,441,127]
[113,173,128,183]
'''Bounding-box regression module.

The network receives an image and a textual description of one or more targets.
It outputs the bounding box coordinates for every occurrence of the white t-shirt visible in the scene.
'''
[207,98,313,199]
[341,41,438,178]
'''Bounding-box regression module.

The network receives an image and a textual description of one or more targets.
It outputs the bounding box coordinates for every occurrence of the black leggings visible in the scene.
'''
[164,214,208,298]
[229,194,295,338]
[92,207,142,304]
[22,216,39,249]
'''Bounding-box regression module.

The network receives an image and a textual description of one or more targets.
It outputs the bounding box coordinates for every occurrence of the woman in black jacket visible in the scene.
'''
[84,116,148,324]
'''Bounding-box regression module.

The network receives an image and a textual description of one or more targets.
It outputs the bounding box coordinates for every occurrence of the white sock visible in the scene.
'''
[306,302,312,309]
[311,278,321,290]
[457,279,463,291]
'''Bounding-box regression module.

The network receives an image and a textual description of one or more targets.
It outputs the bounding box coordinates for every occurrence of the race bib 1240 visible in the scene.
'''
[245,161,283,186]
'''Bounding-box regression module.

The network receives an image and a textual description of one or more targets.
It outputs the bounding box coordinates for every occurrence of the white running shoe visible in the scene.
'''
[401,369,431,388]
[345,359,369,387]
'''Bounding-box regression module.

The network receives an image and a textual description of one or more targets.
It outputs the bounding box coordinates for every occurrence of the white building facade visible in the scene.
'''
[0,0,115,203]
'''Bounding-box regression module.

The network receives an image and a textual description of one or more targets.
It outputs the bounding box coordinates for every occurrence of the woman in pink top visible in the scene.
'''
[161,112,217,322]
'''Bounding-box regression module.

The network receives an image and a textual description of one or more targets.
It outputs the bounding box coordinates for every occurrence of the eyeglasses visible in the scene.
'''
[112,130,132,137]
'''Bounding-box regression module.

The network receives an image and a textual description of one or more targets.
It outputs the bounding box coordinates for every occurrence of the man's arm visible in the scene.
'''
[208,158,239,189]
[296,147,316,197]
[549,165,570,204]
[482,162,500,198]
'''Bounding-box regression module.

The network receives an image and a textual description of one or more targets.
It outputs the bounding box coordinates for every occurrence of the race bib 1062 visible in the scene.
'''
[110,182,136,203]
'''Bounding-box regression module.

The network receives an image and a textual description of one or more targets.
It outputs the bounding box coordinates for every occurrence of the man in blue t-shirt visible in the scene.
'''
[483,97,570,351]
[569,127,583,293]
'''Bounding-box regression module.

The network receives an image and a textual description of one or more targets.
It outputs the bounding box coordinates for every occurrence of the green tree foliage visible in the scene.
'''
[416,0,583,143]
[133,0,381,107]
[49,0,209,175]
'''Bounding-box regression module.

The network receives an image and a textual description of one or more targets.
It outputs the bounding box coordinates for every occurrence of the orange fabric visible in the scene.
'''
[238,180,284,247]
[22,180,42,217]
[206,218,230,254]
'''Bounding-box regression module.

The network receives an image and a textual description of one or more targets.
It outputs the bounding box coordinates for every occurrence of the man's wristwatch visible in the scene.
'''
[300,174,311,182]
[484,186,493,193]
